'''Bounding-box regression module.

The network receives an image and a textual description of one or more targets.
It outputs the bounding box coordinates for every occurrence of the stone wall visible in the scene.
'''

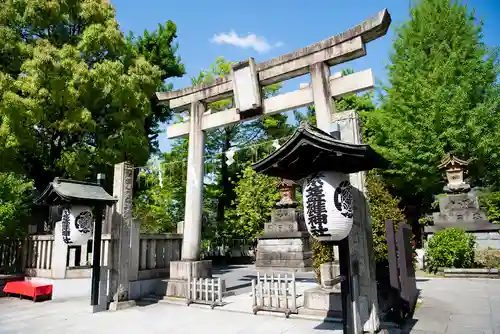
[474,231,500,249]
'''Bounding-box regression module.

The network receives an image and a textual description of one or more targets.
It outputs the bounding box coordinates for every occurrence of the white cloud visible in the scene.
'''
[210,31,283,53]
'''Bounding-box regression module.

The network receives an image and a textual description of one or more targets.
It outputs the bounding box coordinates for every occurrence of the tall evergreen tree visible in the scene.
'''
[0,0,184,189]
[367,0,500,211]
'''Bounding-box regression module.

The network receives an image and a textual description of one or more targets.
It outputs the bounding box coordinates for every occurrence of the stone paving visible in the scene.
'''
[0,275,499,333]
[0,295,347,334]
[406,277,500,334]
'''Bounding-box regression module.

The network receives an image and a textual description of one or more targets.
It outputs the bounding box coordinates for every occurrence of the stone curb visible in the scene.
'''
[435,268,500,278]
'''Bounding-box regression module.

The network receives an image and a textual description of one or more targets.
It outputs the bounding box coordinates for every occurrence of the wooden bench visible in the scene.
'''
[3,281,53,302]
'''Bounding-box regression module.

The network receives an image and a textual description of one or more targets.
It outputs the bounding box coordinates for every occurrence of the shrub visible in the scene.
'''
[311,238,334,282]
[425,228,475,271]
[475,247,500,269]
[478,191,500,224]
[366,171,406,263]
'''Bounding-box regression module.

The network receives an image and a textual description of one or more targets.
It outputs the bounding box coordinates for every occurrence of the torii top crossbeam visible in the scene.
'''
[157,9,391,139]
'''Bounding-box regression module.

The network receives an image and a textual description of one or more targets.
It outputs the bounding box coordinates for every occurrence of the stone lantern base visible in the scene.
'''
[255,208,312,272]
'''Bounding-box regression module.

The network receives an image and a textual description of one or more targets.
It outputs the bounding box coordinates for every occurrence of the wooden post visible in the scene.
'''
[291,272,297,311]
[91,203,103,307]
[284,275,289,310]
[91,173,105,309]
[252,279,257,307]
[339,238,353,334]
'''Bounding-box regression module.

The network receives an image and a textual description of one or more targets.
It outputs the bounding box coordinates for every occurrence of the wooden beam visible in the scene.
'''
[166,69,374,139]
[156,9,391,106]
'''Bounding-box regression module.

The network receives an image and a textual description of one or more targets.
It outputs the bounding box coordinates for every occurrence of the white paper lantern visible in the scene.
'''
[61,205,94,245]
[302,171,354,241]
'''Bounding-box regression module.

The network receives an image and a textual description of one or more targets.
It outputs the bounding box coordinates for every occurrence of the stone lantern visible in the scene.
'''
[425,154,497,239]
[438,154,471,193]
[276,179,298,208]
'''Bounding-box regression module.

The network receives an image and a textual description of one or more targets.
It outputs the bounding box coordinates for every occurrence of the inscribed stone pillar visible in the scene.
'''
[181,101,205,261]
[109,162,140,308]
[333,110,380,332]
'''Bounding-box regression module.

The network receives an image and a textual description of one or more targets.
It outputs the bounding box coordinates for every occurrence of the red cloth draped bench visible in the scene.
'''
[3,281,53,302]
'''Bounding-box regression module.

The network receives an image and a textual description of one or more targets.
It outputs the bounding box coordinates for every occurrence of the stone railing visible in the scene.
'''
[0,240,25,274]
[25,235,54,277]
[4,232,181,280]
[68,234,111,268]
[138,234,182,280]
[201,239,256,259]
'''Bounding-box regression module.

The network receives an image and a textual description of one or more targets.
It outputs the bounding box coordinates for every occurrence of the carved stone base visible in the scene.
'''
[165,279,188,298]
[302,287,342,318]
[170,260,212,279]
[319,262,341,289]
[162,260,213,298]
[255,234,312,272]
[108,300,136,311]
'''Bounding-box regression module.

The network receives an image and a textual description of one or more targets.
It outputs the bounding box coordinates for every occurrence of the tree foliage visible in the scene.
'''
[0,0,183,189]
[133,141,188,233]
[311,239,334,282]
[126,21,185,154]
[224,167,280,241]
[366,171,406,263]
[367,0,500,211]
[0,173,33,241]
[478,190,500,224]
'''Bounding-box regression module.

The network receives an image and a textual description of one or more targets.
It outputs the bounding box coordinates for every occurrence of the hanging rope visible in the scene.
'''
[137,134,292,185]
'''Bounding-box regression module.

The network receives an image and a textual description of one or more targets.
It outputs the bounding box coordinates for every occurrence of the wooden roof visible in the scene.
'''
[251,122,389,181]
[34,178,116,206]
[438,154,470,169]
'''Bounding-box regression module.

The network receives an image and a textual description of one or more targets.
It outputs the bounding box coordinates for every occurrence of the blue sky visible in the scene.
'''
[111,0,500,153]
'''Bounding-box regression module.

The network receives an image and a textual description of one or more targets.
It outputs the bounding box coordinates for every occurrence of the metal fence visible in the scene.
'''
[251,272,298,317]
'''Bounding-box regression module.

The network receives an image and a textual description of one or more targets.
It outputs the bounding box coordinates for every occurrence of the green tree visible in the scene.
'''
[0,173,33,241]
[367,0,500,212]
[224,167,280,241]
[126,21,185,154]
[133,140,188,233]
[0,0,183,189]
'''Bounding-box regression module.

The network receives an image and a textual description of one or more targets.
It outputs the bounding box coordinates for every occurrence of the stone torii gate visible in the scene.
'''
[157,9,390,332]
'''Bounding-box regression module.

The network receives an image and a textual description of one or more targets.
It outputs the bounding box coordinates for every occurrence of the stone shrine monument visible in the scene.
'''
[255,179,313,272]
[425,154,500,248]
